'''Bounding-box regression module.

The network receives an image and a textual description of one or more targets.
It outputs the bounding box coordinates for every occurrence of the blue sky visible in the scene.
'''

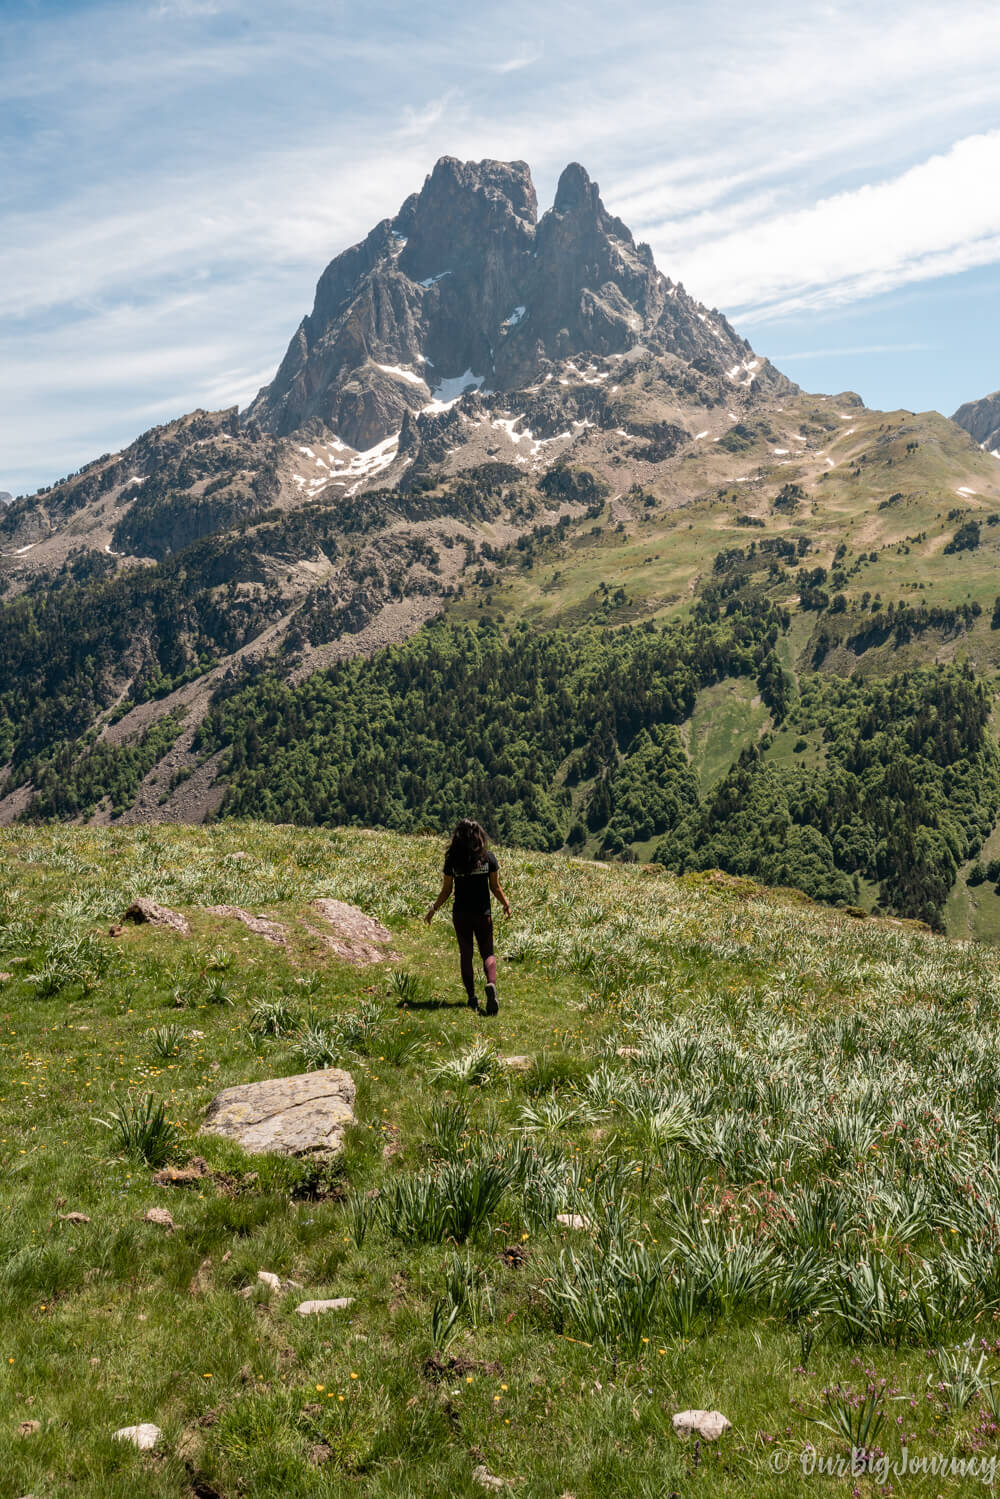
[3,0,1000,496]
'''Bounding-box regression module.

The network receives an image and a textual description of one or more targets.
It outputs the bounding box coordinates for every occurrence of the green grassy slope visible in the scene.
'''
[4,824,1000,1497]
[476,395,1000,650]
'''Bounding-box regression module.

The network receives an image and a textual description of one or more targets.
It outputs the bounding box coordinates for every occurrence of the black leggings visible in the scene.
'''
[452,909,497,1003]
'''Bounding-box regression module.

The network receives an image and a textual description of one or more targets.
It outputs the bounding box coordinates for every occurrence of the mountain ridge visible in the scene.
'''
[4,156,1000,938]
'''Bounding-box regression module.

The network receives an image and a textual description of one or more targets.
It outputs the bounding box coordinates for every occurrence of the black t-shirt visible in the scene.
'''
[445,849,499,917]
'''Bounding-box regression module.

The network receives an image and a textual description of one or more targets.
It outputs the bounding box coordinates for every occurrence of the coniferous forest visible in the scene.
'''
[183,610,998,932]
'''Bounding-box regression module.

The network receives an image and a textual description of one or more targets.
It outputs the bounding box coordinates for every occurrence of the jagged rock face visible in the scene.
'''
[247,156,755,450]
[953,390,1000,453]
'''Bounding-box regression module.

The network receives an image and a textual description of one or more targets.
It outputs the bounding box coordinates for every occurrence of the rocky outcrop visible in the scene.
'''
[309,898,399,964]
[953,389,1000,452]
[205,905,287,946]
[246,156,768,450]
[124,898,190,935]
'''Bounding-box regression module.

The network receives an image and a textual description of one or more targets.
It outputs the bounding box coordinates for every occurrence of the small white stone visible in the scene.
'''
[556,1213,592,1231]
[672,1409,731,1441]
[295,1297,355,1316]
[472,1465,511,1491]
[257,1270,282,1292]
[113,1423,162,1450]
[142,1208,175,1232]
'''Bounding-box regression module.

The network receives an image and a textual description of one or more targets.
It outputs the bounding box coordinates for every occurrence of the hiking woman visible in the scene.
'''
[425,819,511,1014]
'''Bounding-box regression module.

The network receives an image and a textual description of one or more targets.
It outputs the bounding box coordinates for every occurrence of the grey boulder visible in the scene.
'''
[202,1070,355,1158]
[672,1409,731,1441]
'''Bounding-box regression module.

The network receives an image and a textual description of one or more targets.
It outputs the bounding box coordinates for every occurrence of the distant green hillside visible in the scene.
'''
[6,386,1000,937]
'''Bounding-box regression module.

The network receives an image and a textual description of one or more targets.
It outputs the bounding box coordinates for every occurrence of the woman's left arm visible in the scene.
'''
[425,875,453,924]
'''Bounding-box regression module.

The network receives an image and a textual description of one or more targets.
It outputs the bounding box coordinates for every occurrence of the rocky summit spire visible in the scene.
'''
[246,156,754,450]
[953,389,1000,454]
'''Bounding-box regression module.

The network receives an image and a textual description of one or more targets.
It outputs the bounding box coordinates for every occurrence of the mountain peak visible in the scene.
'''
[246,156,758,447]
[414,155,537,222]
[553,160,595,213]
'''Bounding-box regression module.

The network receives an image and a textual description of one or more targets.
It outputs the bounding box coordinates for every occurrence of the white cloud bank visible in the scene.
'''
[659,131,1000,322]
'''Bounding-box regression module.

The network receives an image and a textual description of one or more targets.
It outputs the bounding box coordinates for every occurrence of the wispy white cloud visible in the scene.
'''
[661,131,1000,320]
[398,95,456,139]
[772,343,931,360]
[486,52,541,74]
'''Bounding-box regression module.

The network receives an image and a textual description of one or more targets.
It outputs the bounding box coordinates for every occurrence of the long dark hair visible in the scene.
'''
[446,818,488,873]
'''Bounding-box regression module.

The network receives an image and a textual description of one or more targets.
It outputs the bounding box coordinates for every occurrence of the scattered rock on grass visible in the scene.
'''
[205,905,288,946]
[123,899,190,937]
[672,1409,731,1441]
[501,1055,533,1072]
[57,1211,90,1224]
[202,1070,356,1159]
[153,1156,210,1187]
[113,1423,162,1450]
[310,899,400,965]
[237,1270,302,1298]
[556,1213,592,1232]
[616,1046,642,1059]
[423,1351,502,1382]
[307,1443,333,1467]
[189,1257,213,1297]
[472,1465,512,1491]
[17,1420,41,1437]
[142,1208,175,1232]
[295,1298,354,1316]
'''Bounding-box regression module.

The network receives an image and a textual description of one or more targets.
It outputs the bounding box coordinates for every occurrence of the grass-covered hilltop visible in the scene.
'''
[6,822,1000,1496]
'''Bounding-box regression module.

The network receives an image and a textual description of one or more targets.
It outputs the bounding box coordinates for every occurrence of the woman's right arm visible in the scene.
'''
[489,869,512,918]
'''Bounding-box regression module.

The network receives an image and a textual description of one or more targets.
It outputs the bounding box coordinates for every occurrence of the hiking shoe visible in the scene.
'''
[484,982,499,1016]
[467,994,480,1012]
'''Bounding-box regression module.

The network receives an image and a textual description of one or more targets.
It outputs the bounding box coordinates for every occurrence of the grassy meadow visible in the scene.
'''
[4,823,1000,1495]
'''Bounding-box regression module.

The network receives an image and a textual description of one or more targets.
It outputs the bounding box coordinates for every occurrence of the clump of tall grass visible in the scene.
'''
[381,1157,513,1243]
[425,1099,470,1158]
[431,1039,499,1087]
[95,1093,178,1167]
[148,1023,185,1059]
[247,995,299,1037]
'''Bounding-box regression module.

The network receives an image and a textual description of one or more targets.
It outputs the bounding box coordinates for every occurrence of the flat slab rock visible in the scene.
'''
[206,905,287,946]
[556,1212,592,1232]
[202,1069,356,1158]
[310,898,399,965]
[672,1409,731,1441]
[123,898,190,936]
[295,1297,355,1316]
[113,1423,162,1450]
